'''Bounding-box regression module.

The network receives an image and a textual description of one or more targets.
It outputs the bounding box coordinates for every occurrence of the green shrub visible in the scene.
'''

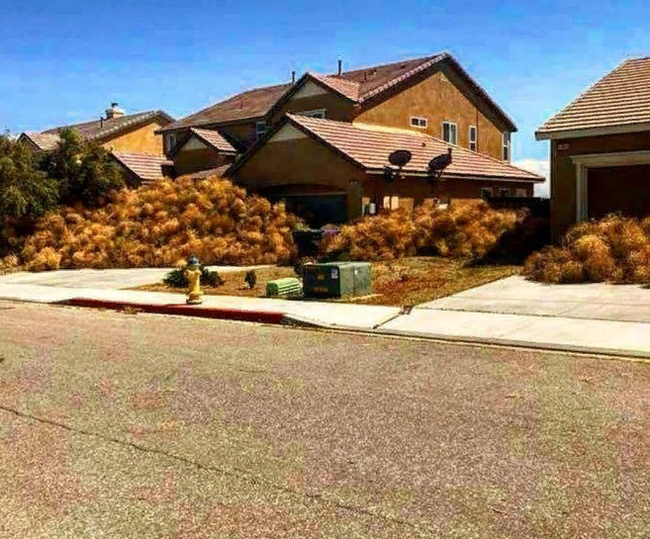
[163,266,224,288]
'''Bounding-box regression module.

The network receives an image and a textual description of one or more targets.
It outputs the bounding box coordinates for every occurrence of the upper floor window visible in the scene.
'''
[502,132,511,162]
[298,109,326,119]
[468,126,477,152]
[499,187,511,198]
[167,133,176,152]
[442,121,457,145]
[410,116,428,128]
[256,121,267,139]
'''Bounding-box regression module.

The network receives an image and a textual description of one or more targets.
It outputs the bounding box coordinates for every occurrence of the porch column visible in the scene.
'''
[575,163,588,222]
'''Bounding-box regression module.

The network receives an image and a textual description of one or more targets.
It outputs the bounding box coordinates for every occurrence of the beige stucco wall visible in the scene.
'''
[269,87,355,125]
[354,67,507,161]
[102,120,166,155]
[550,130,650,240]
[174,146,234,176]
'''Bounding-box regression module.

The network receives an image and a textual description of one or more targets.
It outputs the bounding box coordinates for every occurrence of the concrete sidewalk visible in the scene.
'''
[0,266,271,289]
[1,279,650,359]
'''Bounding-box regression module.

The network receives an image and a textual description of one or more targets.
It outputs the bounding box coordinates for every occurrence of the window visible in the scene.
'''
[256,121,267,139]
[515,188,528,198]
[502,132,511,162]
[167,133,176,152]
[410,116,428,128]
[480,187,494,199]
[499,188,511,198]
[469,126,477,152]
[442,121,457,144]
[298,109,326,119]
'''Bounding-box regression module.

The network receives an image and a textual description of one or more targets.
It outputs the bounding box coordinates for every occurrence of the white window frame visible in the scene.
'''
[256,121,267,139]
[502,132,511,162]
[410,116,428,129]
[298,109,326,119]
[442,121,457,145]
[499,188,511,198]
[480,187,493,199]
[468,126,477,152]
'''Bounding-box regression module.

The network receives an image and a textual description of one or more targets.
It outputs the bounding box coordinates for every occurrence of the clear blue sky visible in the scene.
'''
[2,0,649,163]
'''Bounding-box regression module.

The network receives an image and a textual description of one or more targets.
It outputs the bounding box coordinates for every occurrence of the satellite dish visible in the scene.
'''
[428,148,452,179]
[388,150,412,169]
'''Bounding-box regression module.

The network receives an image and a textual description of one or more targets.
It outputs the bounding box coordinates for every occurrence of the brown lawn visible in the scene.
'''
[133,258,519,307]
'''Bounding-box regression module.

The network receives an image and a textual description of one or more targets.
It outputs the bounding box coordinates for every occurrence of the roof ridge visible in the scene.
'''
[330,52,447,77]
[42,109,158,134]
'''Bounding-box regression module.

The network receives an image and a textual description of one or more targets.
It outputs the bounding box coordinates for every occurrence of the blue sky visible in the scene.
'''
[2,0,649,175]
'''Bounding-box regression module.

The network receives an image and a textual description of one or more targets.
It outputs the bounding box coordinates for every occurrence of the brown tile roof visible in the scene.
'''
[182,164,232,179]
[189,127,237,153]
[111,152,173,183]
[309,73,361,101]
[537,57,650,138]
[340,54,447,102]
[21,132,61,151]
[260,115,542,182]
[43,110,174,142]
[162,84,292,131]
[162,53,517,132]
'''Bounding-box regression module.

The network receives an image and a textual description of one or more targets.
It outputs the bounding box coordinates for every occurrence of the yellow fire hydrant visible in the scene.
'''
[184,256,203,305]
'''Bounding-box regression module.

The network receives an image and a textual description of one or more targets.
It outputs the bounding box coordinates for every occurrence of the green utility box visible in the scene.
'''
[303,262,372,298]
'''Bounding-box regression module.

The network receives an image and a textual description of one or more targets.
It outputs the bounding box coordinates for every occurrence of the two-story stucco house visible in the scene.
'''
[19,103,175,185]
[159,53,543,225]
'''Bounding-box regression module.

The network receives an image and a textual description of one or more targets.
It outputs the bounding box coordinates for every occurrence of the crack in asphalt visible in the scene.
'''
[0,403,428,535]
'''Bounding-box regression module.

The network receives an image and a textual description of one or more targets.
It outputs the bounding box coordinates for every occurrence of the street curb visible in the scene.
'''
[52,298,650,362]
[61,298,286,325]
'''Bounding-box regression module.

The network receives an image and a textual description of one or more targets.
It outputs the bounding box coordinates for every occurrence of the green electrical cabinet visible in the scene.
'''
[303,262,372,298]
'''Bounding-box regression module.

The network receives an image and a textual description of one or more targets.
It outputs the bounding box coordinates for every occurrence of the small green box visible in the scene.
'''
[303,262,372,298]
[266,277,303,297]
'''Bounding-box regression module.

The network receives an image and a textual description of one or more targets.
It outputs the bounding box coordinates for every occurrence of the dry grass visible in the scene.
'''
[321,200,522,261]
[14,175,301,271]
[134,258,519,306]
[524,214,650,284]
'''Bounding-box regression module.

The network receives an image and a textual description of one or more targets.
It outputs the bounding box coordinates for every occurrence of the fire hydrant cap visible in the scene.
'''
[188,255,200,267]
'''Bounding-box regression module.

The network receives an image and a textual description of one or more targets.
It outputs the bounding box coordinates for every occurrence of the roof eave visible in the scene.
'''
[157,115,265,134]
[366,169,543,182]
[536,121,650,141]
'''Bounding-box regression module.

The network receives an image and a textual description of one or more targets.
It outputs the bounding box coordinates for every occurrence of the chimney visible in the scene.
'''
[338,59,342,76]
[105,102,125,120]
[291,70,296,84]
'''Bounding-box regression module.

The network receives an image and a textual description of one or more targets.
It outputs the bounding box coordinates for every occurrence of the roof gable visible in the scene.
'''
[536,57,650,139]
[169,127,238,158]
[19,132,61,152]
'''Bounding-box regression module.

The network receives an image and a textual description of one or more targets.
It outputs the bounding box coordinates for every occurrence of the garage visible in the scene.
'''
[263,186,347,228]
[588,164,650,219]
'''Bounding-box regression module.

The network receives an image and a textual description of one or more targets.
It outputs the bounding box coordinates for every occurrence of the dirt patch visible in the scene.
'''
[132,258,519,306]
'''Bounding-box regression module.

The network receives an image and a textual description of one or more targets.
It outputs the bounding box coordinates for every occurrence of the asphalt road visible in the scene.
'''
[1,301,649,538]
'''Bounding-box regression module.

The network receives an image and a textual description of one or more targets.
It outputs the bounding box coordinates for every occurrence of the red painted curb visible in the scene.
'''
[62,298,286,325]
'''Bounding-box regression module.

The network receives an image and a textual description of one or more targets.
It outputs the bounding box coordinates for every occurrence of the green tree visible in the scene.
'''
[43,128,125,206]
[0,134,59,219]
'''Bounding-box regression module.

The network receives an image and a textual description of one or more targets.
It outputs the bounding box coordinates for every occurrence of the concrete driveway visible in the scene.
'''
[0,266,271,290]
[422,275,650,324]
